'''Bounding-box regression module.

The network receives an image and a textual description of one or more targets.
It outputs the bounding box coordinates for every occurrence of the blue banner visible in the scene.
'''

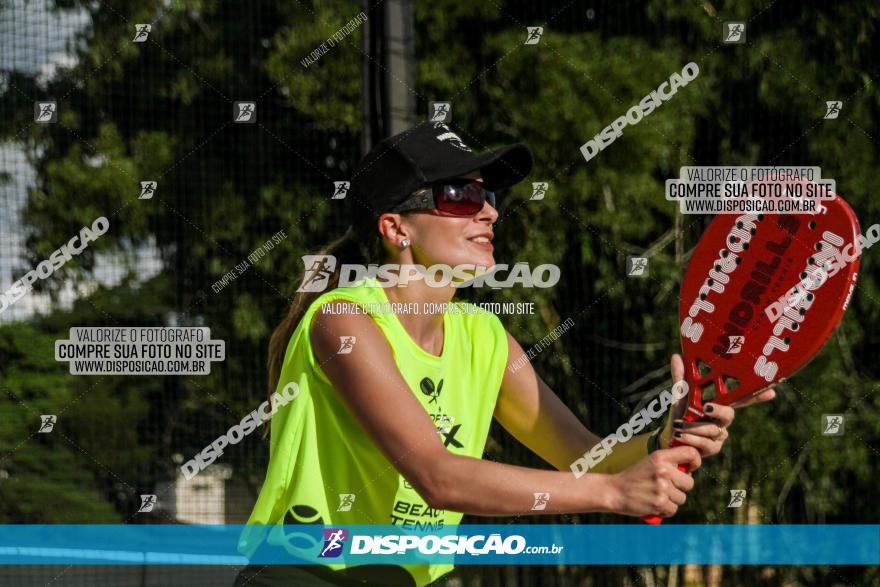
[0,525,877,565]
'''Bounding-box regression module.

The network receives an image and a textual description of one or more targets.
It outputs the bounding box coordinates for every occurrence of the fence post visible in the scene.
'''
[360,0,415,155]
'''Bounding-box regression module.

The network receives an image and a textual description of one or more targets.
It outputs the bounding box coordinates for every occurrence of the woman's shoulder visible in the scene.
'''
[307,278,385,314]
[303,279,402,344]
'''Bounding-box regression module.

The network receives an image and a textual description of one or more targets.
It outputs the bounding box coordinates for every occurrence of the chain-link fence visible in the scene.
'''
[1,0,878,585]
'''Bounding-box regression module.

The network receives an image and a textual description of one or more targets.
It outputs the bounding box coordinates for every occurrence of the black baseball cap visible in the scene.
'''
[349,122,533,228]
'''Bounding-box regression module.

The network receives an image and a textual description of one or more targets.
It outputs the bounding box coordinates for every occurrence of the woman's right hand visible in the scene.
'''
[607,446,701,518]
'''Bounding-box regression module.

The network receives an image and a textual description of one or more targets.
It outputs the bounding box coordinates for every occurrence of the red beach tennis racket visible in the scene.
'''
[643,189,861,524]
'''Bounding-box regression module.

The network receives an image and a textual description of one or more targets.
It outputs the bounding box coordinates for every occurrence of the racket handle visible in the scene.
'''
[641,437,690,525]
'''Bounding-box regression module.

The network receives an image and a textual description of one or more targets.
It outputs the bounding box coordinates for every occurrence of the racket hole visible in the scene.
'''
[806,293,814,301]
[799,308,805,316]
[737,221,743,229]
[783,337,790,345]
[791,322,799,331]
[735,257,742,264]
[707,278,715,286]
[758,214,764,221]
[742,242,749,250]
[809,221,817,229]
[700,293,706,300]
[816,242,823,250]
[750,228,756,235]
[800,272,807,279]
[808,257,815,265]
[729,236,737,244]
[722,250,729,258]
[702,383,717,402]
[697,359,712,378]
[722,376,740,393]
[714,264,721,271]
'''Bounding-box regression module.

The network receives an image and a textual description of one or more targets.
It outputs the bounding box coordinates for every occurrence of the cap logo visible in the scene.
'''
[433,123,472,152]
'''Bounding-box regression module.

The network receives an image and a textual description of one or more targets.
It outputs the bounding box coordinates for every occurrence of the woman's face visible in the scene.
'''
[397,171,498,270]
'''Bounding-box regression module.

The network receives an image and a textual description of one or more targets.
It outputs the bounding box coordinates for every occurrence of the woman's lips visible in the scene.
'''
[468,236,494,251]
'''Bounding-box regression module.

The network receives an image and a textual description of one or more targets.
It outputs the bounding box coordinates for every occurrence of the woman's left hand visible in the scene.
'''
[660,354,776,458]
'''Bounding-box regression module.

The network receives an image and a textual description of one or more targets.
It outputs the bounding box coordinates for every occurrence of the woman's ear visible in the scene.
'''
[378,213,411,247]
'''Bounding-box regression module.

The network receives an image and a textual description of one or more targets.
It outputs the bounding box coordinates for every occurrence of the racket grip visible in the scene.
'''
[641,438,690,525]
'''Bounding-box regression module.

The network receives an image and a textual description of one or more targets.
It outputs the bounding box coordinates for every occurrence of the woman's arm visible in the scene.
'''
[495,330,776,474]
[310,304,699,519]
[495,330,658,474]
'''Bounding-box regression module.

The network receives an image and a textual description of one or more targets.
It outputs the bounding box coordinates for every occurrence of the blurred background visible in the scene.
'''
[0,0,878,585]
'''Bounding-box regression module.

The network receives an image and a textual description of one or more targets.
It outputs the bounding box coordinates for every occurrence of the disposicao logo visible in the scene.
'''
[319,528,348,558]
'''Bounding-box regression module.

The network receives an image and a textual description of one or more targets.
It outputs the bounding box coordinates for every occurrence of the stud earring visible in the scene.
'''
[401,239,410,248]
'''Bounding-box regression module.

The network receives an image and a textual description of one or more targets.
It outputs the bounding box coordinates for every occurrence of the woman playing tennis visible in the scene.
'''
[236,122,775,586]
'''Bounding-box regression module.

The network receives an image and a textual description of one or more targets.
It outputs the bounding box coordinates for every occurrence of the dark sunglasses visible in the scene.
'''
[390,180,496,217]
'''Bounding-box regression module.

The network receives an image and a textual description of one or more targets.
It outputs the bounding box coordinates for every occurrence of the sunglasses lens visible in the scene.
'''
[436,182,492,215]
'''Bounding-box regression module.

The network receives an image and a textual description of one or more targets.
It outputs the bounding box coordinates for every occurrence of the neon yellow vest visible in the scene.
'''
[241,277,508,586]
